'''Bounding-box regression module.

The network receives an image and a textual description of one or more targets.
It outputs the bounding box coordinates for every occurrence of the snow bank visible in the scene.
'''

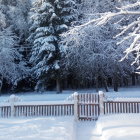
[0,117,74,140]
[77,114,140,140]
[95,114,140,140]
[76,121,96,140]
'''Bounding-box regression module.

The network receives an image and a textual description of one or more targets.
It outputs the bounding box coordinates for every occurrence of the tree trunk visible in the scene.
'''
[56,78,62,93]
[113,74,118,92]
[64,78,68,89]
[114,83,118,92]
[136,74,139,84]
[119,77,123,87]
[0,76,3,93]
[132,73,136,86]
[103,79,109,92]
[95,76,99,92]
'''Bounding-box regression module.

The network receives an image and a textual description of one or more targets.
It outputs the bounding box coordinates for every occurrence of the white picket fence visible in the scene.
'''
[0,92,140,121]
[0,93,101,120]
[0,101,74,118]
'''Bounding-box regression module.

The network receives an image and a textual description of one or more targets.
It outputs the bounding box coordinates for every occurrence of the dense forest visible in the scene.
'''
[0,0,140,93]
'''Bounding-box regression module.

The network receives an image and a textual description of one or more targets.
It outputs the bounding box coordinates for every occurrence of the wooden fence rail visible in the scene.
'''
[0,101,74,118]
[78,94,99,103]
[0,92,140,120]
[104,101,140,114]
[76,93,100,120]
[14,104,74,117]
[78,103,99,120]
[0,106,11,118]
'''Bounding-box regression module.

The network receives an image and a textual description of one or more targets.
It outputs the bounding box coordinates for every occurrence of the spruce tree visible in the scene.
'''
[29,0,76,92]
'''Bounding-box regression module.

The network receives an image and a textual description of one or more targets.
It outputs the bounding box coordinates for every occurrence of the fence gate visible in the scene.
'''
[77,94,100,120]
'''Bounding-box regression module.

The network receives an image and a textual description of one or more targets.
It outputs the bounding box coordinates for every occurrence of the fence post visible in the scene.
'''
[99,91,104,116]
[74,92,78,121]
[9,95,16,117]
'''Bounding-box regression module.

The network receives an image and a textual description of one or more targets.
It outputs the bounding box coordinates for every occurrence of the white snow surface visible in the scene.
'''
[0,91,72,102]
[0,87,140,140]
[105,86,140,98]
[0,117,74,140]
[77,114,140,140]
[0,114,140,140]
[0,86,140,102]
[96,114,140,140]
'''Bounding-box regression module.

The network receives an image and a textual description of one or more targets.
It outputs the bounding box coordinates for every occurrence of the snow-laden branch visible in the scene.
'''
[125,35,140,54]
[115,21,140,38]
[117,2,140,10]
[67,11,140,33]
[62,0,139,77]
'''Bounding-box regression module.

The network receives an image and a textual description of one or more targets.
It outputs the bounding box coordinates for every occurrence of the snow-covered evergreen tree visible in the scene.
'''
[0,0,31,41]
[0,0,31,92]
[29,0,77,92]
[0,27,28,92]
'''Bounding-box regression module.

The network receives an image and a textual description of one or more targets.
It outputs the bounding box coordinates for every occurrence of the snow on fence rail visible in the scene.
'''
[0,93,140,120]
[66,93,99,103]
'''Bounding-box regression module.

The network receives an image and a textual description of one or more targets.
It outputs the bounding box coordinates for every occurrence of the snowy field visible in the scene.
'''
[77,114,140,140]
[0,86,140,102]
[0,114,140,140]
[0,87,140,140]
[96,114,140,140]
[0,117,74,140]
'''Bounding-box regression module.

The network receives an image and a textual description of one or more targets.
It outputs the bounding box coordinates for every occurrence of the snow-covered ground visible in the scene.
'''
[77,114,140,140]
[0,86,140,102]
[105,86,140,99]
[0,117,74,140]
[0,86,140,140]
[0,91,71,102]
[1,114,140,140]
[96,114,140,140]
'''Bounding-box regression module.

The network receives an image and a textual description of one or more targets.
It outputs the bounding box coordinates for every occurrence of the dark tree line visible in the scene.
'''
[0,0,139,93]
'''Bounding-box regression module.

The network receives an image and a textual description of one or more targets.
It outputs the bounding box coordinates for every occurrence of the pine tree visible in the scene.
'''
[29,0,76,92]
[0,0,31,92]
[0,27,28,92]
